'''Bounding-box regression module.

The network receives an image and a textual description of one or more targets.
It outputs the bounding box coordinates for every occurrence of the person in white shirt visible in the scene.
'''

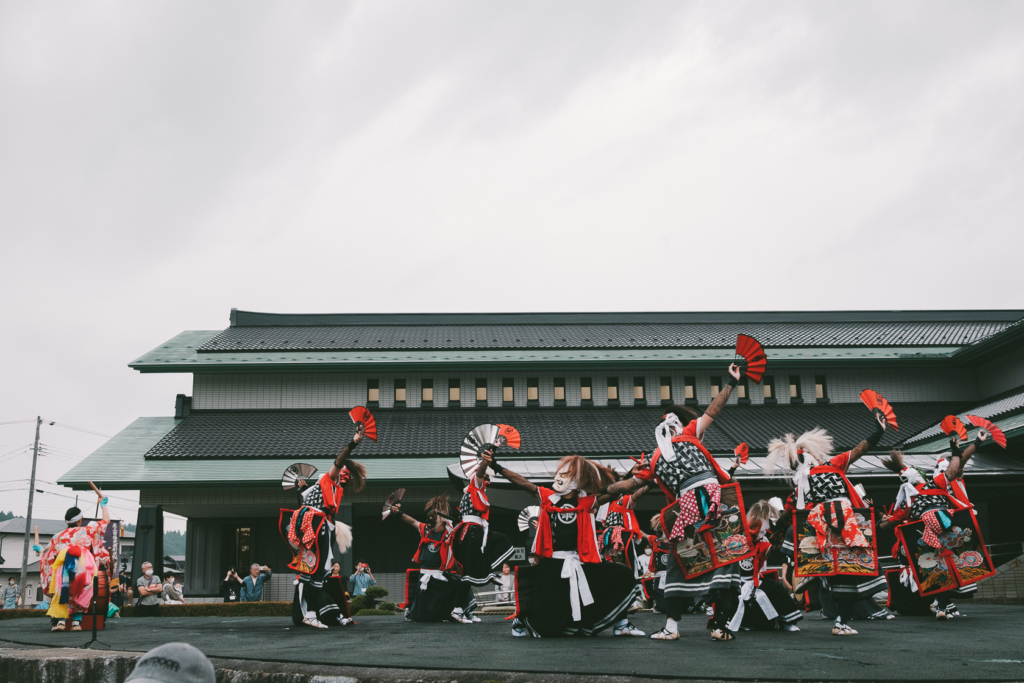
[497,563,514,602]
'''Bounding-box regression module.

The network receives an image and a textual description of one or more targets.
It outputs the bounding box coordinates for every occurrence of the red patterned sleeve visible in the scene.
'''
[88,521,110,565]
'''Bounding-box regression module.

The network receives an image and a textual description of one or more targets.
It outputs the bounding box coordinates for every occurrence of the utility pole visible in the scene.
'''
[20,416,41,601]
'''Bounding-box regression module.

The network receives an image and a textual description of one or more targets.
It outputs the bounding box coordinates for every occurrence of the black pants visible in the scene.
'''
[135,603,161,617]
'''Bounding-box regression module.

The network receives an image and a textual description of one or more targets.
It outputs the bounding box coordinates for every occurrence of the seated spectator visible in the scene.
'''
[221,567,243,603]
[135,562,163,617]
[126,642,215,683]
[240,564,272,602]
[110,570,128,609]
[163,576,184,604]
[349,560,376,596]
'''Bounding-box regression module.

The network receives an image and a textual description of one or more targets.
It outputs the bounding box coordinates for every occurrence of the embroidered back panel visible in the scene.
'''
[793,508,878,578]
[896,508,996,596]
[806,471,848,505]
[667,483,754,579]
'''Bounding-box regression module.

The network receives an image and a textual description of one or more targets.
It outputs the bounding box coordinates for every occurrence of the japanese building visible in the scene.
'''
[59,309,1024,600]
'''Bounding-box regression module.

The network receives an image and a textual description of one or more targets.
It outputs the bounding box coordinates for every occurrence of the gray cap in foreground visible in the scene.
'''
[126,642,215,683]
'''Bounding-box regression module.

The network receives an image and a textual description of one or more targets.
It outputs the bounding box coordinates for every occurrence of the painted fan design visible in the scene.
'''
[461,424,499,479]
[281,463,318,491]
[518,505,540,532]
[460,423,521,479]
[734,442,749,464]
[349,406,378,441]
[735,334,767,384]
[496,424,522,450]
[382,488,406,519]
[940,415,968,442]
[966,415,1007,448]
[860,389,899,431]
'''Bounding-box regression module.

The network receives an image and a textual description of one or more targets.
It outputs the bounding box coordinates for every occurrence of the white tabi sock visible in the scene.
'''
[665,618,678,634]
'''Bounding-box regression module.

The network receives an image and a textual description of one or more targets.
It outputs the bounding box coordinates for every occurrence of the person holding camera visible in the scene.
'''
[241,564,272,602]
[221,568,243,603]
[349,560,376,596]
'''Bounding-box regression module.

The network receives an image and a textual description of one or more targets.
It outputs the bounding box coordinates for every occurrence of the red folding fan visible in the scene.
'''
[349,406,378,442]
[734,442,749,464]
[496,424,522,450]
[735,334,767,384]
[966,415,1007,448]
[860,389,899,431]
[940,415,968,442]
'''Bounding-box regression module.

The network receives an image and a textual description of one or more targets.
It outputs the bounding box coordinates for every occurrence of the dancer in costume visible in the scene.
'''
[726,500,803,633]
[881,432,990,620]
[389,494,477,624]
[764,415,887,636]
[41,489,110,632]
[629,363,747,642]
[452,428,516,587]
[640,514,671,614]
[282,424,364,629]
[484,452,644,638]
[597,487,648,574]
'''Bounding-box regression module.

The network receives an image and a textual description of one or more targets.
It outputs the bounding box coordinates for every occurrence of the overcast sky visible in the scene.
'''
[1,1,1022,526]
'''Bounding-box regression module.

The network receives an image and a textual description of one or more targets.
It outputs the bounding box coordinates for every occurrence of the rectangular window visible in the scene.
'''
[476,378,488,406]
[527,378,539,405]
[394,379,407,405]
[421,379,433,406]
[737,382,747,399]
[815,375,829,403]
[580,378,593,404]
[763,375,776,404]
[554,377,566,405]
[789,375,803,404]
[634,377,646,406]
[710,376,722,399]
[660,376,672,404]
[607,377,619,405]
[449,378,461,406]
[503,378,514,405]
[684,376,697,404]
[367,379,379,407]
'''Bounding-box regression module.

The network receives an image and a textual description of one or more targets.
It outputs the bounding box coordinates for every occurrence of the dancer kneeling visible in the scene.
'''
[727,500,803,632]
[389,495,477,624]
[487,453,643,637]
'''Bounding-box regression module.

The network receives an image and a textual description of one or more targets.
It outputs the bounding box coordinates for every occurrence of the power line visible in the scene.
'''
[0,420,36,427]
[47,422,112,439]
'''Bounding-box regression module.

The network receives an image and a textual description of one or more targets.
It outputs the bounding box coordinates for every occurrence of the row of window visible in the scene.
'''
[366,375,831,407]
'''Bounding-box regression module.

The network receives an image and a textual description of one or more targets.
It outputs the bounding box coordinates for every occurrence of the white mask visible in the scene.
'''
[552,466,577,494]
[144,569,153,577]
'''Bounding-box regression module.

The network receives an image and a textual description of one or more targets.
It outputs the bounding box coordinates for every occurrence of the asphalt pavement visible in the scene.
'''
[2,606,1023,681]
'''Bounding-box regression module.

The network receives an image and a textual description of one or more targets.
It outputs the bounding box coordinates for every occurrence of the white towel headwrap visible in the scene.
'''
[655,413,684,462]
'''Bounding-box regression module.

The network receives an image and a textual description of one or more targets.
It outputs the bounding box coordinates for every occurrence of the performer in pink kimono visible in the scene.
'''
[41,491,110,632]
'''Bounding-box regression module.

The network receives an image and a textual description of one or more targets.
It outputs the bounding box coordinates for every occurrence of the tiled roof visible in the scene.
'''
[904,388,1024,445]
[143,402,963,460]
[0,518,70,536]
[198,321,1014,353]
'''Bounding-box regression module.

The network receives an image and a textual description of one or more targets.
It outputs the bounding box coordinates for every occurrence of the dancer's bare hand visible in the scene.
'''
[728,363,741,381]
[353,423,365,444]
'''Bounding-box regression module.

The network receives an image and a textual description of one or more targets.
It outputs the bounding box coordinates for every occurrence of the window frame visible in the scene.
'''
[633,376,647,407]
[448,378,461,407]
[684,376,698,406]
[394,378,407,408]
[789,375,803,404]
[580,377,593,406]
[553,377,566,406]
[476,378,488,407]
[660,376,672,406]
[367,379,380,409]
[502,377,515,407]
[814,375,829,404]
[421,378,434,408]
[527,378,540,407]
[607,377,620,407]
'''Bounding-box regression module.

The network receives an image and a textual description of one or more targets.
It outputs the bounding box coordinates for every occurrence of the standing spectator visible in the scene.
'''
[349,560,376,596]
[2,578,20,609]
[163,576,184,604]
[126,642,215,683]
[221,567,243,603]
[496,563,514,602]
[330,562,342,578]
[135,562,163,617]
[240,564,272,602]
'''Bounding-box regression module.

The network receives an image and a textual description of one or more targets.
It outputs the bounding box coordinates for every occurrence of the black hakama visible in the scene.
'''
[404,570,476,623]
[453,525,515,585]
[290,515,346,627]
[515,558,639,637]
[732,577,803,630]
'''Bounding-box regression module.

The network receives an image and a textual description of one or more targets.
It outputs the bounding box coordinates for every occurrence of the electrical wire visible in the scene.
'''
[46,422,112,439]
[0,420,36,427]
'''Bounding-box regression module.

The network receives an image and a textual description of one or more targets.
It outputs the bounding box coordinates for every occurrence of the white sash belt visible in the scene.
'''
[463,515,489,551]
[419,568,447,591]
[900,566,918,593]
[727,579,778,632]
[551,550,593,622]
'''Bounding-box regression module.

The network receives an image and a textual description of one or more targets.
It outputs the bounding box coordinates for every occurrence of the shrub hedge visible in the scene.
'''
[0,602,295,619]
[0,608,46,620]
[354,609,399,617]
